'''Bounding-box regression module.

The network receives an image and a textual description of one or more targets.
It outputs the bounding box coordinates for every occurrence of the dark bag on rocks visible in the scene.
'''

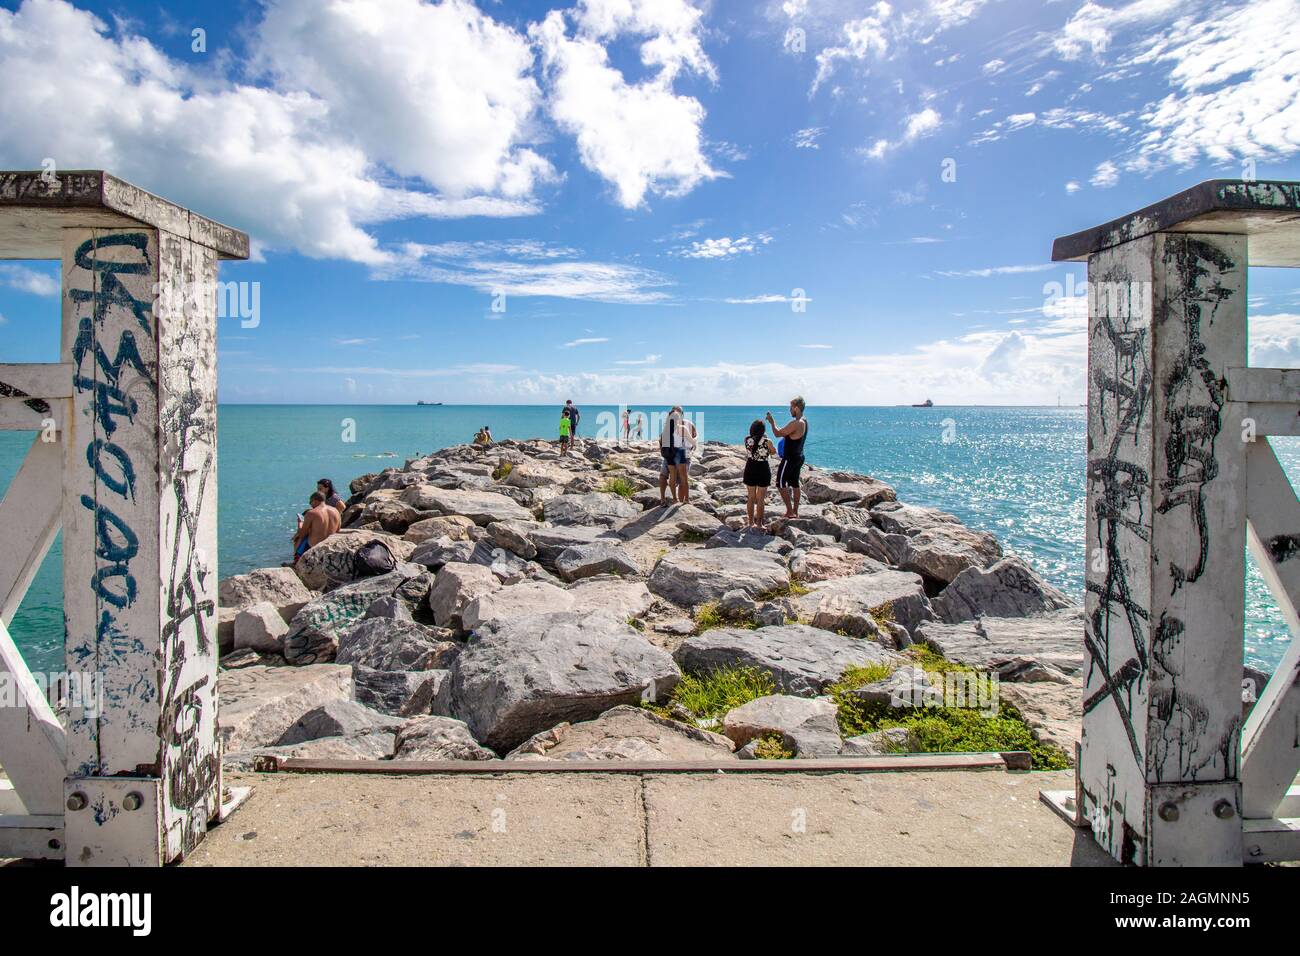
[352,539,397,578]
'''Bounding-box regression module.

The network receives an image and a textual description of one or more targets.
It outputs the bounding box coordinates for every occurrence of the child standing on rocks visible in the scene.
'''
[743,419,776,528]
[559,407,573,455]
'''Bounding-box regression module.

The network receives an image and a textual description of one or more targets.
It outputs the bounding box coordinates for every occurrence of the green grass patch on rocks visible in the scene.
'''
[752,733,794,760]
[693,601,757,634]
[600,476,637,499]
[829,648,1070,771]
[657,665,776,723]
[757,579,810,601]
[492,461,514,481]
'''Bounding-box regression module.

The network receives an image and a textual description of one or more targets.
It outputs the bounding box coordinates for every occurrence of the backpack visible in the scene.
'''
[352,539,397,578]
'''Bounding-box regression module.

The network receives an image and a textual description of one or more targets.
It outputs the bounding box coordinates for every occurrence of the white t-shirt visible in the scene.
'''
[660,412,683,449]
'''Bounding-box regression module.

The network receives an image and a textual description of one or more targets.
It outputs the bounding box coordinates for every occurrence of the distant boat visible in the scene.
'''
[416,401,443,406]
[911,399,934,408]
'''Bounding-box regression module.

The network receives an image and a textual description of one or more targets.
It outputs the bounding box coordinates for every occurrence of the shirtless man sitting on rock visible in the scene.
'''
[292,491,340,563]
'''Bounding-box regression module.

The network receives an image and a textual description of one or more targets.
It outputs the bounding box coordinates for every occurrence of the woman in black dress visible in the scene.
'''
[742,420,777,528]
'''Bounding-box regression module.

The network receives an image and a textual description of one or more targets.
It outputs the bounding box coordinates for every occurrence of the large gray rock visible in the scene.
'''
[502,460,572,488]
[403,514,476,544]
[275,698,404,746]
[914,608,1084,675]
[283,565,427,665]
[722,695,842,756]
[427,562,500,629]
[896,525,1002,585]
[227,733,395,769]
[401,485,532,525]
[294,531,415,591]
[462,581,575,631]
[806,504,876,540]
[233,601,289,654]
[675,624,901,697]
[648,548,789,607]
[794,569,934,638]
[531,524,621,563]
[555,542,640,581]
[931,556,1074,623]
[450,611,680,752]
[567,577,655,619]
[705,527,791,554]
[219,566,314,614]
[486,520,541,559]
[507,705,735,761]
[803,471,896,509]
[393,716,496,761]
[790,547,875,582]
[543,492,641,527]
[870,500,962,536]
[353,666,452,717]
[336,618,459,671]
[409,536,476,571]
[218,663,353,751]
[618,503,723,544]
[841,727,918,756]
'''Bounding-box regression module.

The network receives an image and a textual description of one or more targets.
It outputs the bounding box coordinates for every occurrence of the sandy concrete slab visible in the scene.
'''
[643,769,1116,867]
[186,772,646,866]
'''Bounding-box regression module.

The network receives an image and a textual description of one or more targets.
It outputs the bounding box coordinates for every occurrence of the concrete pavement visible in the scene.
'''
[185,768,1117,866]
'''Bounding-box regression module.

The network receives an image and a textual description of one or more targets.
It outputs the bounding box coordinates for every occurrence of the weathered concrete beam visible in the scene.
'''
[0,171,248,260]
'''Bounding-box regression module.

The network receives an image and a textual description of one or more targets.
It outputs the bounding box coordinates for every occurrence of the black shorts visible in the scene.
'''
[776,456,804,489]
[743,460,771,487]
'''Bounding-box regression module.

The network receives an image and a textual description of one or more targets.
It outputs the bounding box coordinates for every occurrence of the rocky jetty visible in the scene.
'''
[217,437,1090,766]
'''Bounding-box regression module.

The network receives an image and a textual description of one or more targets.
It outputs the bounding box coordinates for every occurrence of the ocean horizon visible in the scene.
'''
[2,402,1295,675]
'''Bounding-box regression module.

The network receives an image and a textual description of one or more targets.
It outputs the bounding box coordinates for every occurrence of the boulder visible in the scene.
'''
[218,663,353,751]
[871,500,963,536]
[674,623,901,697]
[233,602,289,654]
[227,733,395,768]
[543,492,641,527]
[618,503,723,544]
[359,498,425,534]
[794,569,934,638]
[294,531,415,591]
[409,536,476,571]
[362,595,414,622]
[275,698,404,746]
[450,610,680,752]
[531,524,621,563]
[567,577,655,619]
[896,525,1002,585]
[847,666,934,708]
[393,716,496,761]
[914,608,1084,675]
[841,727,917,756]
[401,485,532,525]
[806,505,876,540]
[336,618,459,671]
[705,527,791,554]
[840,525,908,565]
[648,548,789,607]
[931,556,1075,623]
[502,461,573,489]
[462,580,575,631]
[506,705,735,761]
[404,514,476,543]
[790,547,874,582]
[352,666,452,717]
[219,567,314,615]
[721,695,842,756]
[555,542,640,581]
[486,520,541,559]
[283,565,427,665]
[803,471,896,509]
[428,562,501,629]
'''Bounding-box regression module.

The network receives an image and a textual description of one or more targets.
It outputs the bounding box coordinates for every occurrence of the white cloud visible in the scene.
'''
[378,240,672,304]
[725,294,808,305]
[982,58,1006,75]
[860,107,942,160]
[335,337,377,346]
[615,354,662,365]
[799,343,833,349]
[1065,180,1082,193]
[675,234,774,259]
[793,126,827,149]
[562,337,610,348]
[1090,159,1119,187]
[0,0,550,265]
[937,263,1056,278]
[532,3,721,208]
[812,2,892,95]
[0,264,58,296]
[1054,0,1184,60]
[1249,313,1300,367]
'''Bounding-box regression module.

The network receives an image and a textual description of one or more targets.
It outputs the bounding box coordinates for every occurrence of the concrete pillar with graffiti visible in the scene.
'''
[1049,180,1300,865]
[0,170,247,865]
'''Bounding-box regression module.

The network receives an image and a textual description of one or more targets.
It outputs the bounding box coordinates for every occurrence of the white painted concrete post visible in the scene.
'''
[60,226,221,865]
[1081,232,1249,865]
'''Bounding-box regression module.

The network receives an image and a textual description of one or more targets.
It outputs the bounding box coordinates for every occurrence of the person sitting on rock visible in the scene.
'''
[474,425,493,446]
[742,419,777,528]
[316,478,346,513]
[559,406,573,455]
[293,491,340,563]
[767,396,808,520]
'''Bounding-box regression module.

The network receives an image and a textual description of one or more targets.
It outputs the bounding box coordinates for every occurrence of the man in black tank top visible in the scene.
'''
[766,396,808,519]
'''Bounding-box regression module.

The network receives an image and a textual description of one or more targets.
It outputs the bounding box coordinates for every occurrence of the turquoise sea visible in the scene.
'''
[3,404,1296,674]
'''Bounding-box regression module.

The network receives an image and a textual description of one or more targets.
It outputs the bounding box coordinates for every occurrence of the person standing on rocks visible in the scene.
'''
[559,406,573,455]
[659,405,690,504]
[767,396,808,520]
[743,419,776,527]
[565,399,581,440]
[293,491,340,563]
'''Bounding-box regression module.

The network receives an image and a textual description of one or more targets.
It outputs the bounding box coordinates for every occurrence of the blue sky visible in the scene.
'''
[1,0,1298,404]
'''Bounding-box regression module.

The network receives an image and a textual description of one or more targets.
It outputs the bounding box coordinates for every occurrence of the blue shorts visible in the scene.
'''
[661,446,687,466]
